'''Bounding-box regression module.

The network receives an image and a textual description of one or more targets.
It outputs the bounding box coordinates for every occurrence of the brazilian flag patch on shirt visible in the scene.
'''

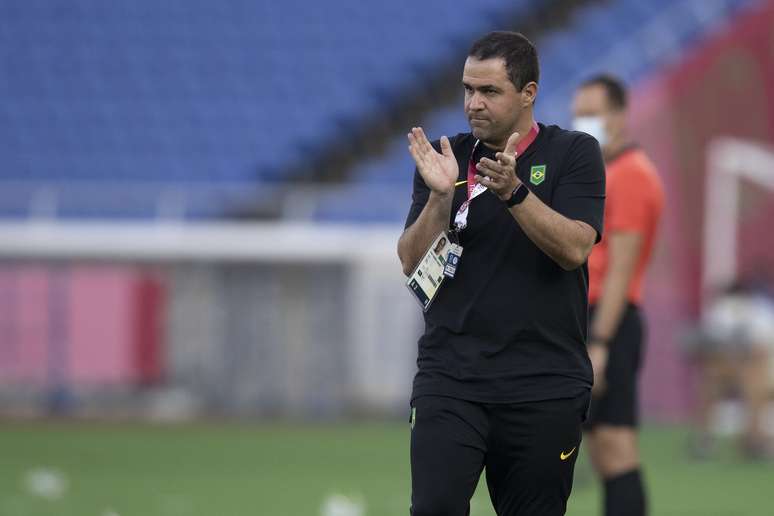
[530,165,546,186]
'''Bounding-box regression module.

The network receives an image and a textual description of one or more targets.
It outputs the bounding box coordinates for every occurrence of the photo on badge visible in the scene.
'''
[433,235,448,264]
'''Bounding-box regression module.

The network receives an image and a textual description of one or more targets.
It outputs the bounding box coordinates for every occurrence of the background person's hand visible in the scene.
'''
[474,131,521,200]
[407,127,458,196]
[588,343,609,396]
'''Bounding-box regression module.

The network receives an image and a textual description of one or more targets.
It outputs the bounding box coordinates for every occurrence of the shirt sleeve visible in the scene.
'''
[404,138,449,229]
[607,165,653,234]
[404,166,431,229]
[552,134,606,242]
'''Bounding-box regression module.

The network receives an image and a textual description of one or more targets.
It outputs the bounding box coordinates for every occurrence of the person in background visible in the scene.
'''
[687,280,774,460]
[572,74,664,516]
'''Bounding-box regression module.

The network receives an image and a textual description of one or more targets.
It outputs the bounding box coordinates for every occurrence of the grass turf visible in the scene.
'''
[0,422,771,515]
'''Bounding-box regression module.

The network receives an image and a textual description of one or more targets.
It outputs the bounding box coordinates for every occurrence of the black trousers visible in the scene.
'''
[410,392,590,516]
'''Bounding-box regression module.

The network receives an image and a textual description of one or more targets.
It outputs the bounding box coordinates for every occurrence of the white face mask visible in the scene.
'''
[573,116,608,147]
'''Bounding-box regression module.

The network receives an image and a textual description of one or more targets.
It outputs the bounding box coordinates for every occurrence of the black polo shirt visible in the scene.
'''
[404,123,605,404]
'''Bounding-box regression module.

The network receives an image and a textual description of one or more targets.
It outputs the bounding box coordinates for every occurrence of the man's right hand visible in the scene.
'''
[407,127,458,196]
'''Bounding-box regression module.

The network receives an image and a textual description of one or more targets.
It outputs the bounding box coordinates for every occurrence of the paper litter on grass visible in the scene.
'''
[22,467,68,500]
[321,492,365,516]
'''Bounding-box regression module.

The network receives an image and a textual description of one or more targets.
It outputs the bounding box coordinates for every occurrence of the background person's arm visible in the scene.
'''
[397,128,459,276]
[591,231,642,343]
[588,231,642,394]
[588,163,654,393]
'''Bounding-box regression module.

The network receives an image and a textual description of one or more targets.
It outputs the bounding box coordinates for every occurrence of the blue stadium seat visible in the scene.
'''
[0,0,758,220]
[1,0,531,218]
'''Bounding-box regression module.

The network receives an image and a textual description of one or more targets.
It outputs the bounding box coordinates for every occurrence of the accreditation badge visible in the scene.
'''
[406,232,454,312]
[443,244,463,279]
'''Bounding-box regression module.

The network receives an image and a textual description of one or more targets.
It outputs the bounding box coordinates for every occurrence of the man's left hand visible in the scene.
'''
[475,131,521,201]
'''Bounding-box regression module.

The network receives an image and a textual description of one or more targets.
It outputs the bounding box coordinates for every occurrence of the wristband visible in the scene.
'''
[504,183,529,207]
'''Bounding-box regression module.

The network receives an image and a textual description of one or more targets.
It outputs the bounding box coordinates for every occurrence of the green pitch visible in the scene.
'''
[0,421,771,515]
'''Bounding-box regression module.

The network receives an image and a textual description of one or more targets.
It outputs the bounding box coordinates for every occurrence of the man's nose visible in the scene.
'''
[467,92,485,111]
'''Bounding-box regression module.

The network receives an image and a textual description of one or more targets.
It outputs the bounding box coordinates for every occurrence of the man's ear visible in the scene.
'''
[521,81,538,107]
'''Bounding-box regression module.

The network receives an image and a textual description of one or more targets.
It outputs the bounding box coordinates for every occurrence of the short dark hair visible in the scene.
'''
[580,74,628,110]
[468,31,539,90]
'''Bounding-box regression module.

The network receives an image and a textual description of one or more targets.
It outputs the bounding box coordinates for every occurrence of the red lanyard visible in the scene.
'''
[465,121,540,198]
